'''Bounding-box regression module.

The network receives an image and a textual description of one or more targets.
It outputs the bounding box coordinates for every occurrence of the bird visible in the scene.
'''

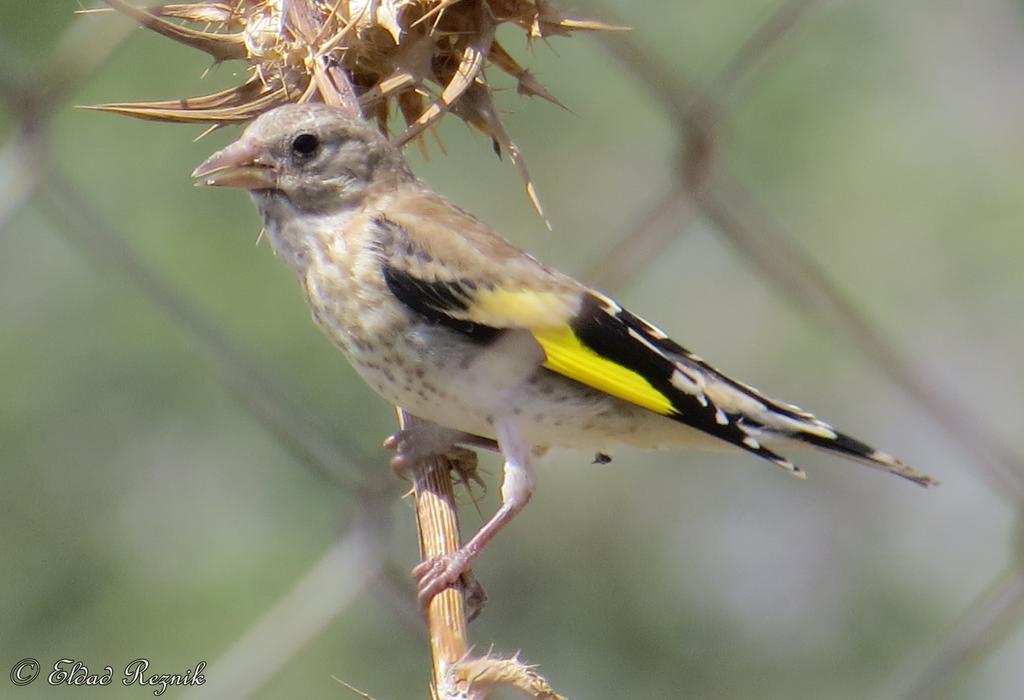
[192,103,936,603]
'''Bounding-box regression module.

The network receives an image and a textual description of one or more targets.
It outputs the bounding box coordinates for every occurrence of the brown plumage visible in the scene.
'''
[193,103,936,604]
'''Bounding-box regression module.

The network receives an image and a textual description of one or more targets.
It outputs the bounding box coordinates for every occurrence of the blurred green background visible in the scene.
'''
[3,1,1024,698]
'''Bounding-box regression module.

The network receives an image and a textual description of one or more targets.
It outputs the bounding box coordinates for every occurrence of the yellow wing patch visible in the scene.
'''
[471,288,578,328]
[454,286,676,416]
[532,325,675,416]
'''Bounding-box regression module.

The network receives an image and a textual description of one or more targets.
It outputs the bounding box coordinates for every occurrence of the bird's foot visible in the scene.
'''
[385,427,476,476]
[414,551,469,603]
[414,549,487,619]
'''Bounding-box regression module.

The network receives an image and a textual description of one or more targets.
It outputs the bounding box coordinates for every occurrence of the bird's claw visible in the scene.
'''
[385,429,480,482]
[413,553,466,603]
[413,551,486,614]
[383,429,418,474]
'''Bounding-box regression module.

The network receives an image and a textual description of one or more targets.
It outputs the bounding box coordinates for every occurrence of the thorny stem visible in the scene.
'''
[398,410,565,699]
[397,410,480,699]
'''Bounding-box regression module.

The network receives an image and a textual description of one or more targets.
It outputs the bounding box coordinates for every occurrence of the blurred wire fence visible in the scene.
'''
[2,1,1022,697]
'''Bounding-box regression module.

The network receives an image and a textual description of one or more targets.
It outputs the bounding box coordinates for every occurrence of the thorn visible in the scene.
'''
[193,124,220,142]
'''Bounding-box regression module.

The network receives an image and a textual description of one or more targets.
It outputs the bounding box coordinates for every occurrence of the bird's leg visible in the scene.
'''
[414,418,535,606]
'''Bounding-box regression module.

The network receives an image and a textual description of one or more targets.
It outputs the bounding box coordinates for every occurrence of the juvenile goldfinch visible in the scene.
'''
[193,104,936,602]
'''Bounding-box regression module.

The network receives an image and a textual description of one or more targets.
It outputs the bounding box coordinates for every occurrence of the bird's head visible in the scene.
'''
[193,103,413,214]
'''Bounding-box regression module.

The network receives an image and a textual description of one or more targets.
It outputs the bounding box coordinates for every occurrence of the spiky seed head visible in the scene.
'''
[92,0,625,217]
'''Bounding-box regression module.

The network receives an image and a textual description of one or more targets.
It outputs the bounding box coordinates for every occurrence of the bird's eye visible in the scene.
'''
[291,133,320,158]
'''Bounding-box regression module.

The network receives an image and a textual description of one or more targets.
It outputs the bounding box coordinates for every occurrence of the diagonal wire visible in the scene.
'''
[179,514,385,700]
[591,1,1024,501]
[0,138,38,231]
[595,0,826,127]
[584,0,828,289]
[588,2,1024,696]
[706,0,827,106]
[0,16,385,494]
[703,181,1024,499]
[873,562,1024,700]
[3,133,373,493]
[34,166,374,491]
[582,180,696,291]
[0,8,136,114]
[0,14,136,229]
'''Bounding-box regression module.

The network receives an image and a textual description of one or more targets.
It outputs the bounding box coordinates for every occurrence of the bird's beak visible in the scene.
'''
[192,139,277,191]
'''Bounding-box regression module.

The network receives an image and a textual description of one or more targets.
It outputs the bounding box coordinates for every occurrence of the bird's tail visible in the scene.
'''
[787,429,937,487]
[730,395,938,487]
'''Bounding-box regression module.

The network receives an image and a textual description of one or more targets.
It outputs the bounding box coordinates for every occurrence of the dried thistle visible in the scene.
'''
[88,0,623,218]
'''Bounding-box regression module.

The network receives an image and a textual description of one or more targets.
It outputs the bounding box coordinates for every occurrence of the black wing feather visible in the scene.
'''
[382,264,503,344]
[571,293,798,471]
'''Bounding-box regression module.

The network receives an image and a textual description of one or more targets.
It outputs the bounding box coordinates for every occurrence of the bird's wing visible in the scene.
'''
[374,196,935,486]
